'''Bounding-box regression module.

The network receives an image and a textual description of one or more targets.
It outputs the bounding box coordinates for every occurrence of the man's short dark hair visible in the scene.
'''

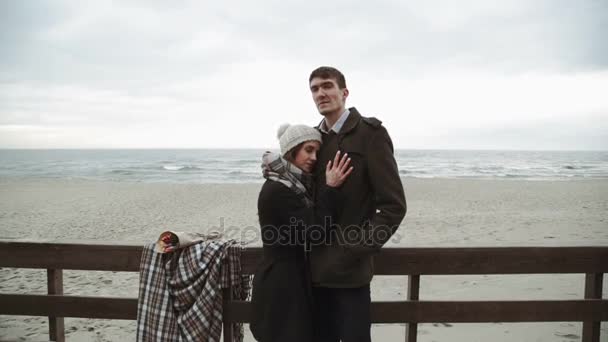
[309,66,347,89]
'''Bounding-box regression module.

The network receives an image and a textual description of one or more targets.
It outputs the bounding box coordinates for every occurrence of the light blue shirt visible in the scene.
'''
[319,108,350,134]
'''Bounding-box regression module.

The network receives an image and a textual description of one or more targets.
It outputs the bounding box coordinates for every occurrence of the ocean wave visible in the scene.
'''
[563,165,594,170]
[3,149,607,183]
[399,170,429,175]
[110,169,134,175]
[162,165,202,171]
[227,170,259,177]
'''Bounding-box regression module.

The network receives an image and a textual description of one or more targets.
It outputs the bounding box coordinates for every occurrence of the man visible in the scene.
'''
[309,66,407,342]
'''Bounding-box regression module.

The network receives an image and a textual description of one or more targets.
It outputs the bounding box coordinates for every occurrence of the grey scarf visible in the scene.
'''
[261,151,314,207]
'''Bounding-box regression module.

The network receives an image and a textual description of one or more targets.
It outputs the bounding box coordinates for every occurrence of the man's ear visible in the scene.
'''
[342,88,349,100]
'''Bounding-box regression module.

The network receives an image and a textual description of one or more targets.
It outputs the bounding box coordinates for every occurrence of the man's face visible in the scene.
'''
[309,77,349,116]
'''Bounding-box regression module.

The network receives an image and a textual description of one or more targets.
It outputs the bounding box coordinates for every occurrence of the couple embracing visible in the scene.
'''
[250,66,407,342]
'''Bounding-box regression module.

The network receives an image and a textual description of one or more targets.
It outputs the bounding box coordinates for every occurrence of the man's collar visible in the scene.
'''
[319,108,350,134]
[316,107,361,135]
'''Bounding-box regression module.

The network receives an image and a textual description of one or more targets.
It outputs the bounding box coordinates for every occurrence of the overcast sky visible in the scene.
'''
[1,0,607,150]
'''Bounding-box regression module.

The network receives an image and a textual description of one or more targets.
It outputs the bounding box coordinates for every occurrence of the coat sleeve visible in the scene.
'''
[346,125,407,257]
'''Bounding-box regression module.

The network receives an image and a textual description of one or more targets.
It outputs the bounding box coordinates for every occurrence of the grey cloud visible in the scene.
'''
[2,0,607,89]
[1,0,607,149]
[214,0,608,75]
[0,1,250,87]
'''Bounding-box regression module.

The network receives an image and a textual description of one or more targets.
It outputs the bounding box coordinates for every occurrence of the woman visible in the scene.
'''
[250,123,352,342]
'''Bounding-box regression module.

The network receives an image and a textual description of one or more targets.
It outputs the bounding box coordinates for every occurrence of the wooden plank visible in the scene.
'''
[2,294,607,324]
[47,269,65,342]
[406,275,420,342]
[1,241,607,275]
[243,247,608,275]
[223,299,608,323]
[582,273,604,342]
[370,247,608,275]
[0,241,143,271]
[0,294,138,319]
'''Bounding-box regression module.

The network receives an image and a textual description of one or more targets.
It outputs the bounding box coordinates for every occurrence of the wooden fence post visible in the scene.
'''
[223,288,234,342]
[406,275,420,342]
[582,273,603,342]
[47,269,65,342]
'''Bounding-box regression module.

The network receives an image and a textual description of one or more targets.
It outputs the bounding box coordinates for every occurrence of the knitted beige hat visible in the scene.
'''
[277,123,322,156]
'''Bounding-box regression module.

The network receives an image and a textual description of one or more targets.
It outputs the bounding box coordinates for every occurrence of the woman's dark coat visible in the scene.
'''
[250,180,339,342]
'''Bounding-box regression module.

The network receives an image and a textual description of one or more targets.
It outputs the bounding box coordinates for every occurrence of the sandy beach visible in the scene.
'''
[1,178,607,341]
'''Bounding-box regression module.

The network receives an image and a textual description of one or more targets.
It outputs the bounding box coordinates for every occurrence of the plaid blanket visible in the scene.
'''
[136,239,251,342]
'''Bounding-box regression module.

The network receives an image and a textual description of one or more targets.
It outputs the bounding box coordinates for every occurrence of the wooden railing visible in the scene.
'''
[0,240,606,342]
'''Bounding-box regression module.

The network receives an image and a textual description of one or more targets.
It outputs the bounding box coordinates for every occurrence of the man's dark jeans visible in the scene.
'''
[312,285,371,342]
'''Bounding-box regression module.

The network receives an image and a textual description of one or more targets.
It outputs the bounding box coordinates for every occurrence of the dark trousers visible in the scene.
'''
[312,285,371,342]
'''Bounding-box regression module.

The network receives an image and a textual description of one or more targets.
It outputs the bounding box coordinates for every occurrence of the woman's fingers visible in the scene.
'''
[332,151,349,171]
[339,156,351,173]
[333,151,341,168]
[337,152,347,170]
[325,151,354,187]
[343,166,354,179]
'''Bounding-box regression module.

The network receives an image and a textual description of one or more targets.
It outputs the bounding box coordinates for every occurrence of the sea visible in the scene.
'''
[0,149,606,183]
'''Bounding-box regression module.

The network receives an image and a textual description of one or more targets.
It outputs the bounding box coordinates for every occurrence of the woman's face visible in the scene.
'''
[293,141,321,173]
